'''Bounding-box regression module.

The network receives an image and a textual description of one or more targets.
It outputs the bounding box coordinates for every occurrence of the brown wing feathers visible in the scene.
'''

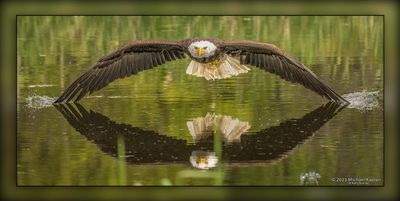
[222,41,348,103]
[55,39,347,103]
[55,41,185,103]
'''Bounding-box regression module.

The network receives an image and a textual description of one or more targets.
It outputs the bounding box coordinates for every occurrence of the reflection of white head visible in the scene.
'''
[188,40,217,58]
[190,151,218,170]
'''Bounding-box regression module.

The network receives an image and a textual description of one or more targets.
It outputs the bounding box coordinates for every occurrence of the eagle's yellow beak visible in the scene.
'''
[196,47,205,56]
[199,156,207,165]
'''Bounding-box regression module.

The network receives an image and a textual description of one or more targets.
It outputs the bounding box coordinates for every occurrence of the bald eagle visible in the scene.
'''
[54,38,348,103]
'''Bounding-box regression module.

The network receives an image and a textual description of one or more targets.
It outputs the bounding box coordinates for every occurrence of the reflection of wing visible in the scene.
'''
[55,102,345,164]
[224,102,346,161]
[54,103,192,163]
[220,40,348,103]
[186,113,251,143]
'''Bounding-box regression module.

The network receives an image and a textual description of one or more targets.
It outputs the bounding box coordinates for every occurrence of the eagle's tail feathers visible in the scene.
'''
[186,57,250,80]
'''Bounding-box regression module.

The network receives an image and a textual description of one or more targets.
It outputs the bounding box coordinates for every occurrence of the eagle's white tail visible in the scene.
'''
[186,56,250,80]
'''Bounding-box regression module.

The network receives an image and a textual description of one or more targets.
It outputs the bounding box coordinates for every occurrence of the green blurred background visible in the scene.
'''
[2,0,398,201]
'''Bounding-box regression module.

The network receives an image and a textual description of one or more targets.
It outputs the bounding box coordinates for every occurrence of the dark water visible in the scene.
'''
[17,16,383,186]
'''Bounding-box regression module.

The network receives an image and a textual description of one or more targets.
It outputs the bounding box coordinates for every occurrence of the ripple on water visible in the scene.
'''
[27,84,56,88]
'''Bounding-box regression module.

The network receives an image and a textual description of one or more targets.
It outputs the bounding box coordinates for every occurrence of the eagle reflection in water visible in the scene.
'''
[55,102,345,169]
[187,113,251,143]
[186,113,251,169]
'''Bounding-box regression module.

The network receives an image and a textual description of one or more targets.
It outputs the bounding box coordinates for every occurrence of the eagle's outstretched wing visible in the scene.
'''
[55,40,186,103]
[220,40,348,103]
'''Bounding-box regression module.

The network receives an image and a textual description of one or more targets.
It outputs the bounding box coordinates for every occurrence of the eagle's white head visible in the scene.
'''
[188,40,217,58]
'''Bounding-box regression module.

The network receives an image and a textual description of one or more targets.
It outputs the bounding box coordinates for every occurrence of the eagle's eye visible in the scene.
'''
[203,47,208,50]
[194,46,198,49]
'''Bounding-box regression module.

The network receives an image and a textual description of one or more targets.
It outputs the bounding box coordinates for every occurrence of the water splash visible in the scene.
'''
[343,90,381,112]
[26,95,56,109]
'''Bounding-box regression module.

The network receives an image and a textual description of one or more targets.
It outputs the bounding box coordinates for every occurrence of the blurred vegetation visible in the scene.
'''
[16,16,383,186]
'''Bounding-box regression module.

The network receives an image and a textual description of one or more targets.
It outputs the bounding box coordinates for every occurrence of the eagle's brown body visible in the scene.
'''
[54,38,348,103]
